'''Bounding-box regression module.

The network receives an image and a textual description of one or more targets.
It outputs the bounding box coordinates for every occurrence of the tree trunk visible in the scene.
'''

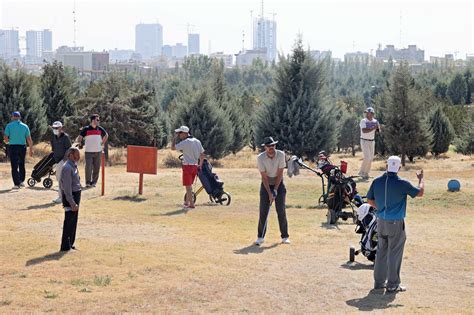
[401,153,406,166]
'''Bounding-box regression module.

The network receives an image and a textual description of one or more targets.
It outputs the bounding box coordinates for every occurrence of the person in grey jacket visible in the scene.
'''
[51,121,72,203]
[60,147,82,252]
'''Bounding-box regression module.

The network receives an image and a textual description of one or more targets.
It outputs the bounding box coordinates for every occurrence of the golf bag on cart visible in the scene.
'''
[349,203,378,262]
[198,159,231,205]
[27,152,56,189]
[325,167,360,224]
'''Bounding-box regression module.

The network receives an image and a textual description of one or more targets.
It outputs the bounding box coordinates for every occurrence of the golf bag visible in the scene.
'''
[28,152,56,189]
[325,167,359,223]
[198,159,231,205]
[352,203,378,262]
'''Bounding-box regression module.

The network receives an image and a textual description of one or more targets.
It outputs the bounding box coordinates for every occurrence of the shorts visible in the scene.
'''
[182,165,198,186]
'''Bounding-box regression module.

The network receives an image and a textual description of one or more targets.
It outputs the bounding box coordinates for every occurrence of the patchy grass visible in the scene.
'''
[0,150,473,313]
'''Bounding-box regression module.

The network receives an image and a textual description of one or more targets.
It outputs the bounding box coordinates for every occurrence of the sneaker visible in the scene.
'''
[19,182,25,187]
[12,185,21,190]
[281,238,291,244]
[255,237,265,246]
[85,183,92,188]
[387,285,406,293]
[52,198,62,204]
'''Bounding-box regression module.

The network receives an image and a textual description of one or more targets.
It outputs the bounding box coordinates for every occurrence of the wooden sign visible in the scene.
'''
[127,145,158,194]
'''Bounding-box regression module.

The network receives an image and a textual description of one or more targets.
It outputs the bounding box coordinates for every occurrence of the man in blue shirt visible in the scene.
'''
[367,156,424,293]
[3,112,34,189]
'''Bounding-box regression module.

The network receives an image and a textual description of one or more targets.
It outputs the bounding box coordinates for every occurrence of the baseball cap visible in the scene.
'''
[174,125,190,133]
[52,121,63,128]
[387,156,401,173]
[364,107,375,114]
[12,111,21,117]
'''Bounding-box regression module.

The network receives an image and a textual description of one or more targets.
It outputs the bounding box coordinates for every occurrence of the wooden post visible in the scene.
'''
[101,152,105,196]
[138,173,144,195]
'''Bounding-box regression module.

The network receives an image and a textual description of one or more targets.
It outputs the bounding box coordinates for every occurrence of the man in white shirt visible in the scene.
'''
[359,107,381,180]
[171,126,205,210]
[255,136,290,246]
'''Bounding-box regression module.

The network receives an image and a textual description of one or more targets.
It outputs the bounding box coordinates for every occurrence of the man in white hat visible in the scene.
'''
[366,156,424,293]
[171,126,204,209]
[359,107,381,180]
[51,121,72,203]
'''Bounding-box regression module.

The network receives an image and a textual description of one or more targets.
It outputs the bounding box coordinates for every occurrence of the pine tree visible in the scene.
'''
[174,89,232,159]
[447,73,467,105]
[256,38,336,159]
[337,113,359,156]
[464,69,472,104]
[429,106,454,156]
[0,65,47,150]
[41,61,75,123]
[382,63,431,165]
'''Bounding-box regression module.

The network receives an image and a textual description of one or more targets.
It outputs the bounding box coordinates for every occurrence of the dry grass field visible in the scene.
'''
[0,147,473,313]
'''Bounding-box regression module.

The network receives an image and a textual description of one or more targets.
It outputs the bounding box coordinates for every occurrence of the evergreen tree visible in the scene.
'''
[337,113,359,156]
[428,106,454,156]
[174,89,232,159]
[256,38,336,159]
[41,61,75,123]
[447,73,467,105]
[382,63,431,165]
[0,65,47,151]
[464,69,472,104]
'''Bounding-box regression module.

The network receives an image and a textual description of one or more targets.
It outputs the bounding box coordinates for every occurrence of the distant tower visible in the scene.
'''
[135,23,163,59]
[253,0,277,61]
[73,0,77,47]
[188,33,200,55]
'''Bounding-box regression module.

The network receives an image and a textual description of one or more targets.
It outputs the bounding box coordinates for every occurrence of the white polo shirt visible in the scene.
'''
[257,150,286,185]
[360,118,379,140]
[176,137,204,165]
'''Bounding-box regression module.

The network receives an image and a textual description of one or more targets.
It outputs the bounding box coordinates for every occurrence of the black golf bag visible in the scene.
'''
[326,167,359,224]
[28,152,56,189]
[350,204,378,262]
[198,159,231,205]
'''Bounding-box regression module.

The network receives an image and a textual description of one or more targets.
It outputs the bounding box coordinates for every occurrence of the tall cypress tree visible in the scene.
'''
[256,38,336,159]
[382,63,431,165]
[429,106,454,156]
[41,61,75,123]
[447,73,467,105]
[0,65,47,149]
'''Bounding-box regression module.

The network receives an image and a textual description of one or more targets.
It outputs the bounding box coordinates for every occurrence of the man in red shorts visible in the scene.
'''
[171,126,205,209]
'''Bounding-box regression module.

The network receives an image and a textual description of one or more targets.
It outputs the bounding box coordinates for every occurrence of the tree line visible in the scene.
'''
[1,38,473,163]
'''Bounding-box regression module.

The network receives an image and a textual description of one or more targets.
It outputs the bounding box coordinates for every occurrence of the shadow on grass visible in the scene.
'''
[340,261,374,270]
[26,186,51,191]
[25,202,57,210]
[158,208,190,216]
[346,289,402,311]
[233,243,279,255]
[320,223,341,230]
[0,189,15,194]
[26,251,67,267]
[113,195,147,203]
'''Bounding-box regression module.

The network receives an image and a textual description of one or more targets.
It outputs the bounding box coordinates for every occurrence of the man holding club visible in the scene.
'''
[255,136,290,246]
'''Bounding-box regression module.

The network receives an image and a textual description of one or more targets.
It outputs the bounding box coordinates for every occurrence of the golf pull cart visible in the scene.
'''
[289,156,363,224]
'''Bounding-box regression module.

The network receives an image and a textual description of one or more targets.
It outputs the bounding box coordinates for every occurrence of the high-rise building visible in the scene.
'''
[0,29,20,62]
[162,45,172,59]
[172,43,187,59]
[253,16,276,62]
[188,33,200,55]
[135,23,163,60]
[25,29,53,64]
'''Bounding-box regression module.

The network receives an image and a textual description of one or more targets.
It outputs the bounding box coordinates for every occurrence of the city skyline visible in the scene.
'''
[0,0,472,60]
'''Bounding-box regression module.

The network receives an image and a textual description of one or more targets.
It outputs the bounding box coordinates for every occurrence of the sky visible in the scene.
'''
[0,0,472,59]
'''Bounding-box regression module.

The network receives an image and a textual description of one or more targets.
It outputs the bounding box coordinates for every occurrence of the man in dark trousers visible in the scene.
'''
[60,147,82,252]
[51,121,72,203]
[255,136,290,246]
[3,111,34,189]
[367,156,424,292]
[77,114,108,187]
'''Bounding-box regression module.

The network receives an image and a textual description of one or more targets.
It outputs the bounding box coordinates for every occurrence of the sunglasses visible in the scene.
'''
[52,127,60,130]
[265,144,276,148]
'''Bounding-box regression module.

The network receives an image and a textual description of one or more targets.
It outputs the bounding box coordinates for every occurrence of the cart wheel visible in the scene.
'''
[327,209,338,225]
[43,178,53,189]
[183,192,197,204]
[349,246,355,262]
[219,192,231,206]
[27,178,36,187]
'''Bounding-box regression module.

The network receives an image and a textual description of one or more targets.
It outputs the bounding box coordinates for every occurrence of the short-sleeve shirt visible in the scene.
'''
[367,172,420,220]
[257,150,286,185]
[175,137,204,165]
[360,118,379,140]
[80,125,107,152]
[4,120,31,145]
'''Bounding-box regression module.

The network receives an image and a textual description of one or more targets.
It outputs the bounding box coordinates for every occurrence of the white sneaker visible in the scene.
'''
[255,237,264,246]
[12,185,21,190]
[52,198,62,204]
[19,182,25,187]
[281,238,291,244]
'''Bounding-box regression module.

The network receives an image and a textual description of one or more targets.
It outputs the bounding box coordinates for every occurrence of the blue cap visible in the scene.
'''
[12,111,21,117]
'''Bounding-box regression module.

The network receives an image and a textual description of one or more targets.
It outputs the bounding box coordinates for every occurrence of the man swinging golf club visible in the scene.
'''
[255,136,290,246]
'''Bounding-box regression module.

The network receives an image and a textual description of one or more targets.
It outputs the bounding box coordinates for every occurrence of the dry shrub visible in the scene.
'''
[163,153,181,168]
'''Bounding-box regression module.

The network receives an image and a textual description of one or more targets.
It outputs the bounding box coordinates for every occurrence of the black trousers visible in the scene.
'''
[60,191,81,251]
[257,183,289,239]
[9,145,26,186]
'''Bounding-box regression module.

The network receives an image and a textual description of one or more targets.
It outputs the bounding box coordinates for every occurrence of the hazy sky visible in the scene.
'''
[0,0,472,59]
